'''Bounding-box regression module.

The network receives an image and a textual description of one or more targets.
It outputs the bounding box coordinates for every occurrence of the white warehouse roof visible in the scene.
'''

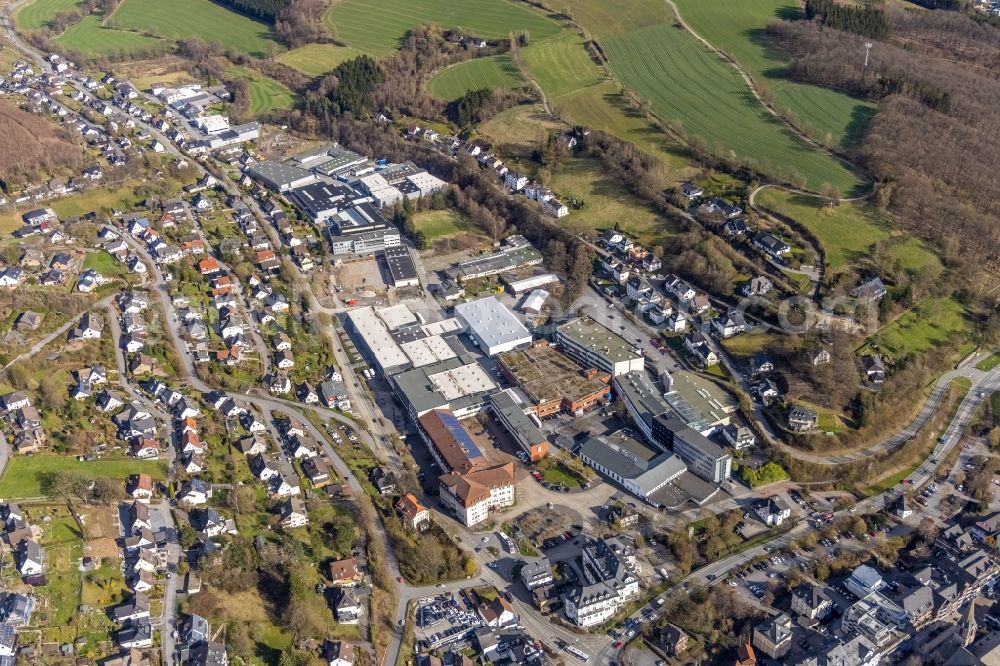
[454,297,531,353]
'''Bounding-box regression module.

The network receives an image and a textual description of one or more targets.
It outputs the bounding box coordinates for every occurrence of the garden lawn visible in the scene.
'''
[15,0,81,31]
[54,14,164,57]
[110,0,279,56]
[603,23,864,194]
[427,55,524,100]
[276,43,363,77]
[867,297,969,360]
[325,0,562,56]
[230,66,297,115]
[549,157,679,244]
[673,0,876,149]
[0,455,165,498]
[411,209,469,240]
[82,250,120,275]
[754,188,888,270]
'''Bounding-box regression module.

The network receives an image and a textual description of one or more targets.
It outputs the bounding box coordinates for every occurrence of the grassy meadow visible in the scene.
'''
[426,55,524,99]
[277,43,363,77]
[325,0,561,56]
[603,23,863,194]
[110,0,280,56]
[673,0,876,149]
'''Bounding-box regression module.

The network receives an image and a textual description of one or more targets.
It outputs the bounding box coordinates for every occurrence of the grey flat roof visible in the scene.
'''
[579,434,686,496]
[490,389,545,444]
[557,317,640,365]
[675,426,729,460]
[246,161,315,190]
[289,181,355,218]
[455,297,530,350]
[664,371,738,431]
[383,245,417,282]
[615,371,670,429]
[393,356,496,416]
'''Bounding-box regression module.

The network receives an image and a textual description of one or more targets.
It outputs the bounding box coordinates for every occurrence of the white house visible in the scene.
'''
[754,497,791,526]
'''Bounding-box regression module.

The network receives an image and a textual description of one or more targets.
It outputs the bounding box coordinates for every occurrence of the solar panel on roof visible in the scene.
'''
[436,411,484,461]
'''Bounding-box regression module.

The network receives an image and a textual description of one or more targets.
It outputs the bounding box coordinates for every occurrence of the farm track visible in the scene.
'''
[663,0,872,195]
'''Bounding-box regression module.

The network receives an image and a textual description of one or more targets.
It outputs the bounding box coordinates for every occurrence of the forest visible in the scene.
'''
[215,0,288,21]
[804,0,890,38]
[768,6,1000,271]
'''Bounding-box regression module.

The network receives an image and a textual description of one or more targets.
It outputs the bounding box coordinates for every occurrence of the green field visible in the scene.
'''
[603,23,863,194]
[868,297,969,361]
[521,32,604,99]
[14,0,81,30]
[755,188,941,275]
[754,189,887,270]
[411,209,471,240]
[231,66,297,115]
[560,0,668,39]
[427,55,524,99]
[54,14,164,56]
[109,0,279,56]
[325,0,562,56]
[276,43,363,77]
[0,455,166,498]
[550,157,678,243]
[673,0,876,149]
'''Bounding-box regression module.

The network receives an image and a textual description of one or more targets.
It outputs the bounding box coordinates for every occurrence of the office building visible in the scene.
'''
[555,317,644,377]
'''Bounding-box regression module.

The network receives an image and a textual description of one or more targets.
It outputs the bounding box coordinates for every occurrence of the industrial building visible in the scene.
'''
[652,417,732,484]
[578,432,687,507]
[382,246,419,288]
[504,273,560,295]
[345,304,462,376]
[555,317,644,377]
[418,408,486,474]
[245,161,316,193]
[497,341,610,418]
[520,289,549,315]
[391,357,497,421]
[662,371,739,433]
[490,389,549,461]
[454,297,532,357]
[287,181,359,223]
[613,370,672,443]
[444,235,543,282]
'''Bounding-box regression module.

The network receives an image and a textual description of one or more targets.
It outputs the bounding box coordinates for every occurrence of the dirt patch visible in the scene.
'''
[335,257,387,295]
[513,507,573,543]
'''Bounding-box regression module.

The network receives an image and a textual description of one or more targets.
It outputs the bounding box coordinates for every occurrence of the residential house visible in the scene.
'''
[661,624,688,657]
[787,405,818,432]
[178,479,209,506]
[712,310,748,338]
[862,354,887,384]
[16,540,44,576]
[279,497,309,529]
[754,497,791,526]
[333,588,362,624]
[852,277,888,303]
[741,276,773,298]
[370,467,395,495]
[324,641,355,666]
[683,331,718,367]
[752,232,791,259]
[752,613,792,659]
[395,494,430,531]
[328,558,362,587]
[127,474,154,502]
